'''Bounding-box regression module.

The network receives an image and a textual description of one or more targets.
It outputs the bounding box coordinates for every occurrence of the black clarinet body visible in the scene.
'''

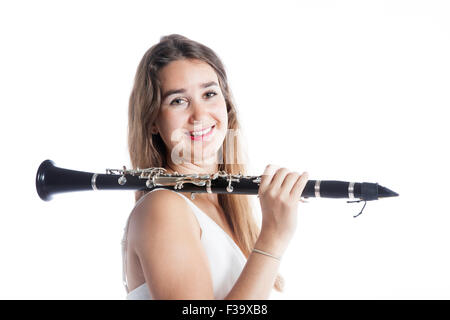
[36,160,398,202]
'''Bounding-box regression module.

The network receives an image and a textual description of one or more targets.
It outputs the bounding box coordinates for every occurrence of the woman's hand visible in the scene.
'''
[256,164,309,257]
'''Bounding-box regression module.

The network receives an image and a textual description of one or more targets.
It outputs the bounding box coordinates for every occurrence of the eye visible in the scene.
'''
[204,91,217,98]
[169,97,186,106]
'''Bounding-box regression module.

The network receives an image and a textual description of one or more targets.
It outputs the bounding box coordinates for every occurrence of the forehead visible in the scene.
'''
[159,59,218,88]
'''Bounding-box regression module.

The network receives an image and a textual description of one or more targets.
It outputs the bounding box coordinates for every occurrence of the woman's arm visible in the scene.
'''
[128,190,215,299]
[225,164,309,300]
[129,164,308,300]
[129,191,282,300]
[224,232,285,300]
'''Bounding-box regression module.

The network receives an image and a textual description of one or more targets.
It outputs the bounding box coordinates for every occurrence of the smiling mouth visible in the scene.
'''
[189,125,215,140]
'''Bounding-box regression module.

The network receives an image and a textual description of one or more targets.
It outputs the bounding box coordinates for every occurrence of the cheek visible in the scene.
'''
[157,115,187,144]
[214,100,228,124]
[216,110,229,139]
[160,111,185,130]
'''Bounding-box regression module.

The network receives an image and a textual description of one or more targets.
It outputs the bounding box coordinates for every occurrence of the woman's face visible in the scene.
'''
[154,58,228,166]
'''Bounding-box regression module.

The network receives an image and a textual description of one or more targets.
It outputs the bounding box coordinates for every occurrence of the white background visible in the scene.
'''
[1,0,449,299]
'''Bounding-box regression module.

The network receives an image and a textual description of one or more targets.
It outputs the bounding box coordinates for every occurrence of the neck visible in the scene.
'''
[165,161,219,176]
[165,150,221,175]
[165,154,221,204]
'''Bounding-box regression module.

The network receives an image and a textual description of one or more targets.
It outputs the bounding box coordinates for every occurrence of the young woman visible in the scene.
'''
[121,34,309,299]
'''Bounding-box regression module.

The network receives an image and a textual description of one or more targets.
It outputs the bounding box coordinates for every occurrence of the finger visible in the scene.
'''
[290,172,309,199]
[258,164,279,194]
[270,167,290,190]
[280,172,301,195]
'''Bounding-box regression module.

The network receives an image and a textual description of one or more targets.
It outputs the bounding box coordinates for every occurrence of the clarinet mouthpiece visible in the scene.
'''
[377,185,399,198]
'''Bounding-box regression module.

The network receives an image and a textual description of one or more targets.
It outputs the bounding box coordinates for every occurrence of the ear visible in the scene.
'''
[151,125,158,135]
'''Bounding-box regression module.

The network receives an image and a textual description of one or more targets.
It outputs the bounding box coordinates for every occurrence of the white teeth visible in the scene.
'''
[191,126,213,136]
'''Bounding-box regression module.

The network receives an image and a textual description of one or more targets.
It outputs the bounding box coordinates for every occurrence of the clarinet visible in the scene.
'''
[35,159,399,202]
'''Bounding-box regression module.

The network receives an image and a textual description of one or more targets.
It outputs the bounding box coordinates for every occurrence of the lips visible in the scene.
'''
[189,125,215,141]
[189,124,215,136]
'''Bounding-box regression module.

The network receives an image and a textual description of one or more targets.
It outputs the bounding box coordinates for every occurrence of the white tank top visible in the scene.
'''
[121,188,247,299]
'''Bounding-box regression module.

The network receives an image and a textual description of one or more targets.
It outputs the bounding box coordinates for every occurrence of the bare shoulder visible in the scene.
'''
[126,189,213,299]
[127,189,200,247]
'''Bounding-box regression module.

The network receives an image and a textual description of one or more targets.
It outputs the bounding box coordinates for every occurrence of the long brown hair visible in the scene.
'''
[127,34,283,292]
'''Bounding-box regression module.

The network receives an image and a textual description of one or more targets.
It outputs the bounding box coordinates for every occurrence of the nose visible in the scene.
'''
[188,99,211,126]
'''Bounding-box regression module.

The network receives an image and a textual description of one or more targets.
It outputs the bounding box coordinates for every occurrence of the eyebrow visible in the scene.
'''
[162,81,219,101]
